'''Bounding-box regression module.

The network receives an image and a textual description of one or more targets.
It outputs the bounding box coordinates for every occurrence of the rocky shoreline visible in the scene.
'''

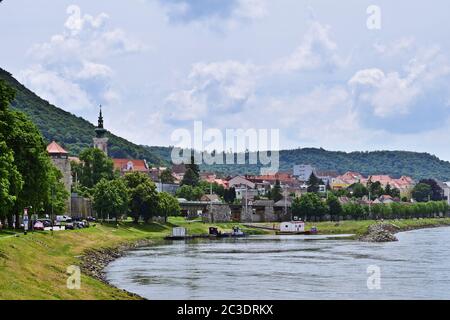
[79,238,156,299]
[358,221,450,242]
[358,223,399,242]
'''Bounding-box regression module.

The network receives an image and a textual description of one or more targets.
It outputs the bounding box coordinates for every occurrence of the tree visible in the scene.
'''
[419,179,444,201]
[326,194,343,218]
[159,169,175,184]
[93,178,129,222]
[349,183,368,198]
[181,156,200,186]
[367,180,384,198]
[412,183,433,202]
[123,172,158,223]
[175,185,204,201]
[0,142,23,225]
[1,80,60,227]
[307,172,323,193]
[269,180,283,202]
[75,148,114,189]
[158,192,181,222]
[292,193,327,220]
[43,165,70,215]
[224,187,236,204]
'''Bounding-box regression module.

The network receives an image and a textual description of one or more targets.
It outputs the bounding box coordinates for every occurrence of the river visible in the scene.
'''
[105,227,450,300]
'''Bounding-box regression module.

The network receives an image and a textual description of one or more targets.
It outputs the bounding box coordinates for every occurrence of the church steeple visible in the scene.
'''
[93,105,108,155]
[95,105,107,138]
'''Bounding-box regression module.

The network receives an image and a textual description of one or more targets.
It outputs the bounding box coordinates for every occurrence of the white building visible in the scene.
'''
[279,221,305,233]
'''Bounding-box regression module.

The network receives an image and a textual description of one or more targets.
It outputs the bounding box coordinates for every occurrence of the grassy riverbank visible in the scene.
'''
[1,217,450,300]
[0,219,262,300]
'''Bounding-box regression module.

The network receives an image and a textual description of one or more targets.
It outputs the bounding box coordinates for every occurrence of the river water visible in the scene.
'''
[105,227,450,300]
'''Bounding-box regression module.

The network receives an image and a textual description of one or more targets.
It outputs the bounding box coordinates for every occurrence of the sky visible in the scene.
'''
[1,0,450,159]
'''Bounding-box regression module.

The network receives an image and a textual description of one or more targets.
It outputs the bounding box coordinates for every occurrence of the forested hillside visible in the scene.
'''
[0,68,165,165]
[146,147,450,181]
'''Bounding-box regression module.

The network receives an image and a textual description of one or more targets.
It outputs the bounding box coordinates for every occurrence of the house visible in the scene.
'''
[315,170,339,186]
[331,172,365,190]
[364,175,415,197]
[113,159,150,175]
[228,176,256,189]
[200,194,221,203]
[444,182,450,205]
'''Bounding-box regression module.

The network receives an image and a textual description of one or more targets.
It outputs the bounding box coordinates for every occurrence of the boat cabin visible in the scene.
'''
[280,221,305,233]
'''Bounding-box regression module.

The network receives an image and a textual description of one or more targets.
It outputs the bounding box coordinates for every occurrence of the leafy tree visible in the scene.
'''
[224,187,236,204]
[412,183,433,202]
[159,169,175,184]
[349,183,368,198]
[175,184,204,201]
[181,168,199,187]
[158,192,181,222]
[93,178,129,222]
[199,181,225,198]
[367,180,384,198]
[0,142,23,225]
[307,172,323,193]
[181,156,200,186]
[270,180,283,202]
[43,165,70,215]
[123,172,158,223]
[292,193,327,220]
[419,179,444,201]
[326,194,343,217]
[75,148,114,188]
[1,79,59,227]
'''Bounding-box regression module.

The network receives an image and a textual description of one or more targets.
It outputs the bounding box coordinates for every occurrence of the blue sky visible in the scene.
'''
[1,0,450,159]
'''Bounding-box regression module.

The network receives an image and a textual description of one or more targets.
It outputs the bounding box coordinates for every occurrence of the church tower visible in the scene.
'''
[93,105,108,155]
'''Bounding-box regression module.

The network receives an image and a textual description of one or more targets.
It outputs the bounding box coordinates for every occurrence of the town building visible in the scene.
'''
[47,141,72,214]
[113,159,150,175]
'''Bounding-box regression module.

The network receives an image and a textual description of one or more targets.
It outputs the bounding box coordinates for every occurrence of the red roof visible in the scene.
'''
[47,141,68,154]
[113,159,149,173]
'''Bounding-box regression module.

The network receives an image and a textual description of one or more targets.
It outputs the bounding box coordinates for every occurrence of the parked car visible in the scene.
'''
[33,221,45,231]
[65,222,74,230]
[56,215,71,222]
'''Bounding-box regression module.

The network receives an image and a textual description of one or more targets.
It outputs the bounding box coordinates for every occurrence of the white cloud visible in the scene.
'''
[349,46,450,117]
[373,37,416,57]
[274,21,345,73]
[163,60,259,122]
[20,5,145,112]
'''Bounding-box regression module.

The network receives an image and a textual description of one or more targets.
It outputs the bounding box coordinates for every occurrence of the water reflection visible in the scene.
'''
[105,227,450,300]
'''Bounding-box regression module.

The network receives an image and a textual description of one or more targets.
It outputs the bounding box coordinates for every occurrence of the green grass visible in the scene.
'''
[0,218,266,300]
[1,217,450,300]
[257,218,450,237]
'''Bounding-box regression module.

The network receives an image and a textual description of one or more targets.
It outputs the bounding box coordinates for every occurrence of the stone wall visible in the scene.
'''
[202,204,232,223]
[51,157,72,214]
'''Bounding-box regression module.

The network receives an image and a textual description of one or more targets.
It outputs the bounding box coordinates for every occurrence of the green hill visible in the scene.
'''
[0,68,165,165]
[145,148,450,181]
[3,67,450,181]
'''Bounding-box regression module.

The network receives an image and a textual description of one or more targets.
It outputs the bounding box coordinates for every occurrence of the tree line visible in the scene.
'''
[0,80,69,228]
[292,193,449,221]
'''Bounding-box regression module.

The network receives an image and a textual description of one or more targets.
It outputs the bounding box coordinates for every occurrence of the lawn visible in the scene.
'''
[0,218,265,300]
